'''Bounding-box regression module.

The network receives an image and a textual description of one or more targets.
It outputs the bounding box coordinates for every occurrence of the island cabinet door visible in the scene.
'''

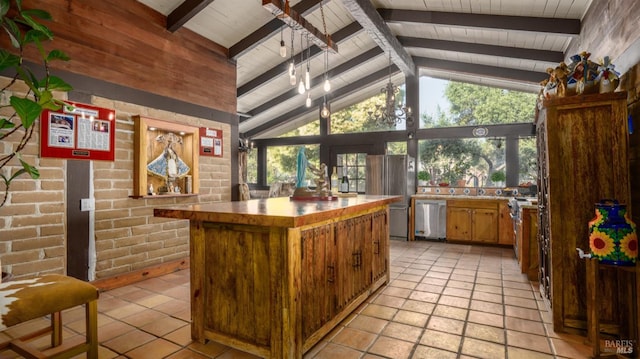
[334,215,370,312]
[371,210,388,283]
[300,224,335,340]
[472,209,499,243]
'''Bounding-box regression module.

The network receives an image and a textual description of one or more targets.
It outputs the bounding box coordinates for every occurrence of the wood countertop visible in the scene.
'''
[154,195,402,228]
[411,194,510,201]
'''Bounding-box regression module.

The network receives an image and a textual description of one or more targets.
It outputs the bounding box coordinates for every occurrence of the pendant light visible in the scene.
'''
[288,29,296,86]
[320,96,330,118]
[305,35,311,90]
[279,27,287,57]
[320,1,331,93]
[297,34,305,94]
[305,93,312,107]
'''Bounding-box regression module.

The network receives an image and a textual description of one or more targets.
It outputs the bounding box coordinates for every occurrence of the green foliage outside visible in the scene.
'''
[266,144,319,185]
[0,0,72,207]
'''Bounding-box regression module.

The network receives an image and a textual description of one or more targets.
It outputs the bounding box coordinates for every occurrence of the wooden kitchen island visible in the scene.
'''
[154,195,401,358]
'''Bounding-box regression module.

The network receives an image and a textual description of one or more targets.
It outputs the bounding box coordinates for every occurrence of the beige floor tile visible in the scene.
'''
[446,279,475,290]
[414,282,444,293]
[426,316,465,335]
[442,286,472,298]
[381,286,413,298]
[467,310,504,328]
[449,274,475,282]
[397,273,424,282]
[469,299,504,315]
[504,295,538,309]
[412,345,458,359]
[373,294,406,308]
[409,290,440,303]
[125,338,181,358]
[140,315,188,337]
[347,315,388,334]
[102,329,156,354]
[393,309,429,327]
[507,346,555,359]
[361,303,398,320]
[505,305,542,322]
[419,329,462,352]
[164,348,211,358]
[506,330,552,354]
[461,337,506,359]
[368,336,414,359]
[421,277,448,286]
[505,317,546,335]
[472,290,503,303]
[433,304,468,320]
[390,279,419,289]
[313,343,363,359]
[164,324,194,347]
[331,327,377,351]
[503,287,536,299]
[464,322,505,344]
[382,322,423,342]
[401,299,435,315]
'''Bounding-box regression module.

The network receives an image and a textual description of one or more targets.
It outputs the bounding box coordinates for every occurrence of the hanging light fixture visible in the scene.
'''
[305,34,311,90]
[297,34,306,94]
[288,29,296,86]
[320,96,330,118]
[320,0,331,93]
[306,92,312,107]
[279,26,287,57]
[367,54,412,127]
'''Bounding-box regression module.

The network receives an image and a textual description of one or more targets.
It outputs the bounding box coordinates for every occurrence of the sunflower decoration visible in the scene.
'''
[589,229,615,259]
[588,208,606,228]
[620,231,638,262]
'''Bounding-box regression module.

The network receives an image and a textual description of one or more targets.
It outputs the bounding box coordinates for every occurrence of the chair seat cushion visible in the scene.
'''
[0,275,99,330]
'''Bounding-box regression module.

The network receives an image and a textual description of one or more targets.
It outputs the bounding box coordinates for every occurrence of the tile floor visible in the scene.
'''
[0,239,595,358]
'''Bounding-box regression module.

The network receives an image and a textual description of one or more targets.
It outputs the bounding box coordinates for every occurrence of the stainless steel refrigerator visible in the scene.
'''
[365,154,415,239]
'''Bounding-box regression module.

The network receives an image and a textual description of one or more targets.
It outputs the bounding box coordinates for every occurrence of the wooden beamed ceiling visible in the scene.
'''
[161,0,582,138]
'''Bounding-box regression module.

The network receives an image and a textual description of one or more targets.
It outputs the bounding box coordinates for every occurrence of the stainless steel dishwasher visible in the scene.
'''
[414,199,447,240]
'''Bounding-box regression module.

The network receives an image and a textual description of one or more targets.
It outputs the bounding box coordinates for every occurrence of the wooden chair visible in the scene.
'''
[0,274,99,358]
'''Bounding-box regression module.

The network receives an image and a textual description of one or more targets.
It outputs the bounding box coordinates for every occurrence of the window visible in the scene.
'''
[331,88,407,134]
[266,144,319,186]
[518,137,537,186]
[336,152,367,193]
[417,138,505,187]
[386,142,407,155]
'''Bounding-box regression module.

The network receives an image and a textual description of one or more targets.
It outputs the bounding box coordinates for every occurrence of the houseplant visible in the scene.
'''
[417,170,430,186]
[490,170,506,186]
[0,0,72,207]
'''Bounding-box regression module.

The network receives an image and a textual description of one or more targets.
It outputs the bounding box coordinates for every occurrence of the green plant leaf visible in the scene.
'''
[46,75,73,92]
[37,89,53,105]
[21,9,52,21]
[47,49,70,62]
[0,0,10,17]
[18,157,39,179]
[9,96,41,128]
[23,28,49,45]
[0,118,15,129]
[0,49,20,71]
[19,14,53,40]
[2,17,22,48]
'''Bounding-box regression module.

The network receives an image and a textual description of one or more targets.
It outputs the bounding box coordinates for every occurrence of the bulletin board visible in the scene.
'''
[199,127,223,157]
[40,101,116,161]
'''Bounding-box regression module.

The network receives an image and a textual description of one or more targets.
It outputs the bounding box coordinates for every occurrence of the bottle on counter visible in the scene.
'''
[340,175,349,193]
[331,166,338,190]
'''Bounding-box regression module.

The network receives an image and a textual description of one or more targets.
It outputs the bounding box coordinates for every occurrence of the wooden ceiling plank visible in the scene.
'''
[379,9,581,36]
[230,0,329,60]
[398,36,564,63]
[341,0,415,76]
[414,56,547,83]
[237,21,362,98]
[167,0,216,33]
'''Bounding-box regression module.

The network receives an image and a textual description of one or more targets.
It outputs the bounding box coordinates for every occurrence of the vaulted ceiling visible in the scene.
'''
[136,0,592,139]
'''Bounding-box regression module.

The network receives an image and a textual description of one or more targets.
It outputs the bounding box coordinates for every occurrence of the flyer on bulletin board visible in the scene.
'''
[40,101,116,161]
[199,127,223,157]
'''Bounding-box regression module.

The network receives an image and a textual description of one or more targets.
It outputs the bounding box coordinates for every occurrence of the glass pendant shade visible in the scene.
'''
[323,78,331,92]
[321,101,330,118]
[305,69,311,90]
[279,40,287,57]
[298,77,306,94]
[289,62,296,86]
[305,93,312,107]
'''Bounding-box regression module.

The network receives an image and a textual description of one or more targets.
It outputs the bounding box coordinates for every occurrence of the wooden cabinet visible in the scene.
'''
[536,92,630,335]
[516,207,538,280]
[446,199,499,243]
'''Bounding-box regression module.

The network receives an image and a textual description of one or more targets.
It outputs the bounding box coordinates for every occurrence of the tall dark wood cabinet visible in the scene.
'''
[536,92,630,334]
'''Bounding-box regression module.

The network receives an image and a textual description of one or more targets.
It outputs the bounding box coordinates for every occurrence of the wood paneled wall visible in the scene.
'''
[15,0,237,115]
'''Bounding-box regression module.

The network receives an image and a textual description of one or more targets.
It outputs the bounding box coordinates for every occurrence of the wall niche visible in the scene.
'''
[132,115,199,198]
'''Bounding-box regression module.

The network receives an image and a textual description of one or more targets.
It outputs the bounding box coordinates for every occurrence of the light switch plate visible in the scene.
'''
[80,198,95,211]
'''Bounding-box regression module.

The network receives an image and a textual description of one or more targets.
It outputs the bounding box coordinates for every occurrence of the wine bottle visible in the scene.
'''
[331,166,338,190]
[340,175,349,193]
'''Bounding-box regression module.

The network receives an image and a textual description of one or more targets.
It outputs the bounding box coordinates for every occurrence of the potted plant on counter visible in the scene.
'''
[490,170,506,187]
[417,170,430,186]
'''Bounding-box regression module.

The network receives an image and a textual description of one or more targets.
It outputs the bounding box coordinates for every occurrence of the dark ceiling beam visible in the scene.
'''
[166,0,215,33]
[245,66,397,138]
[413,57,548,83]
[341,0,415,76]
[229,0,327,60]
[242,47,384,120]
[237,21,363,97]
[379,9,581,36]
[399,36,564,63]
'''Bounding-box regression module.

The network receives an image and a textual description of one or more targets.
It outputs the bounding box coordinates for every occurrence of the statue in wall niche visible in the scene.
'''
[147,132,190,193]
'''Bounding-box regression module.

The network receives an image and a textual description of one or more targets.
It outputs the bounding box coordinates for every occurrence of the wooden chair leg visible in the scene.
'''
[51,311,62,347]
[86,300,98,359]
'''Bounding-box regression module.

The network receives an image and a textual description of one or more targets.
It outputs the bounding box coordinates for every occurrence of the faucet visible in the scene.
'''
[467,174,479,188]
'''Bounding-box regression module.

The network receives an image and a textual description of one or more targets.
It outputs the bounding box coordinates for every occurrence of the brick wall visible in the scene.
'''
[0,80,231,279]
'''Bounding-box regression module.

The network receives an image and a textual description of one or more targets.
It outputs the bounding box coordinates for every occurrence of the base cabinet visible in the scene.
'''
[516,207,538,280]
[446,199,499,243]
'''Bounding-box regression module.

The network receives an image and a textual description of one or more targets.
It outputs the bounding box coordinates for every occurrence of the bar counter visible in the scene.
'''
[154,195,401,358]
